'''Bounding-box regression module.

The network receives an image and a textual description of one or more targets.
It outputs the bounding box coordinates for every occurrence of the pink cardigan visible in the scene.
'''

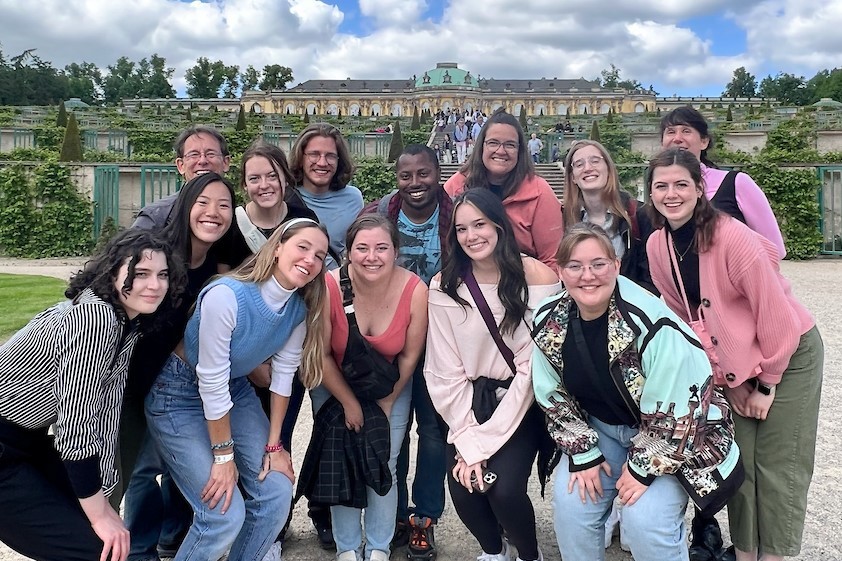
[647,217,813,387]
[444,172,563,273]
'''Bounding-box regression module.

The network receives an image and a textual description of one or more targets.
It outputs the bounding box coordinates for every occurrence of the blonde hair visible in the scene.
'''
[562,140,631,233]
[231,218,328,388]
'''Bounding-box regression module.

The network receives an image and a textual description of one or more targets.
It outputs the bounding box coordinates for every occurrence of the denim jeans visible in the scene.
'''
[396,363,447,521]
[553,417,689,561]
[123,433,191,561]
[311,382,412,559]
[145,354,292,561]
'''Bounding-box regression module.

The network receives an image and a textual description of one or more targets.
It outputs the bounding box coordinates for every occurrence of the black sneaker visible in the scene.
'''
[689,516,723,561]
[406,515,437,561]
[312,517,335,550]
[392,519,410,549]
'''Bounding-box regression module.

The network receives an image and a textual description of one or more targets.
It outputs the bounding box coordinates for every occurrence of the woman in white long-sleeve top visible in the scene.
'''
[145,218,329,561]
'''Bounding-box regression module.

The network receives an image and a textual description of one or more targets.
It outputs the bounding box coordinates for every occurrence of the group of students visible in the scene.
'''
[0,106,822,561]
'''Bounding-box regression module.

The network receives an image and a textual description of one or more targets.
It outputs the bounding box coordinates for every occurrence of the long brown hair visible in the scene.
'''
[646,148,720,253]
[289,123,355,191]
[461,109,534,199]
[231,218,328,388]
[562,139,631,232]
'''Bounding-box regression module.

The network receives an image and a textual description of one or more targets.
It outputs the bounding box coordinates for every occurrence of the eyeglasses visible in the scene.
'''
[182,150,223,162]
[484,139,519,152]
[562,259,614,277]
[304,151,339,164]
[571,156,605,170]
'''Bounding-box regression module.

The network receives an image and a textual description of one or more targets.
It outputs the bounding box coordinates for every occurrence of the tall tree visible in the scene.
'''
[599,64,642,90]
[808,68,842,103]
[64,62,102,104]
[184,57,226,98]
[241,65,260,91]
[56,100,67,127]
[758,73,813,106]
[59,113,83,161]
[139,54,176,98]
[221,65,240,98]
[260,65,293,91]
[723,67,757,97]
[102,56,140,104]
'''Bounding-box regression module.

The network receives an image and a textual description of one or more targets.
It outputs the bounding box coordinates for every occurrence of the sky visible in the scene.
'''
[1,0,841,99]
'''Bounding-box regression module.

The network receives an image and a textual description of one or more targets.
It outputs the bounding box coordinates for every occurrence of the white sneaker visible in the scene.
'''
[477,538,514,561]
[516,545,544,561]
[336,551,358,561]
[261,541,283,561]
[368,550,389,561]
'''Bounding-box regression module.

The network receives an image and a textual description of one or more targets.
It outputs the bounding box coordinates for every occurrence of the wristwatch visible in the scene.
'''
[755,382,775,396]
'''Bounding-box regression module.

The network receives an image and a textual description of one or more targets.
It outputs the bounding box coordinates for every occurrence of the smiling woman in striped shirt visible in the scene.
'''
[0,229,185,561]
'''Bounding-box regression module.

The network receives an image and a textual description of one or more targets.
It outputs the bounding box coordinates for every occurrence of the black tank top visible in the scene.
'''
[710,170,746,224]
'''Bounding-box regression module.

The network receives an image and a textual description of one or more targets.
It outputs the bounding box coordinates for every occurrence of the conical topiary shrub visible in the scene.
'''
[59,113,83,162]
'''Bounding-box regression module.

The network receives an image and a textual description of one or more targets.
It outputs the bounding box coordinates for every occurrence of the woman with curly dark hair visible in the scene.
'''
[425,189,560,561]
[0,229,184,561]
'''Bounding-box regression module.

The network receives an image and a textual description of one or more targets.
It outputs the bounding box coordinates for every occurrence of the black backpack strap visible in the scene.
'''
[339,263,360,329]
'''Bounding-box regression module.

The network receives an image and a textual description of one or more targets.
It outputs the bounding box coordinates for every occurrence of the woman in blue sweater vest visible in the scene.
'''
[145,218,330,561]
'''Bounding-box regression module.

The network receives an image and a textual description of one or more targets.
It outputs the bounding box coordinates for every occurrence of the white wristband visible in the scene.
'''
[213,452,234,465]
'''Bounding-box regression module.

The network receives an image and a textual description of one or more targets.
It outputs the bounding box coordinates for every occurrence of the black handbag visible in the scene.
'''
[339,264,400,401]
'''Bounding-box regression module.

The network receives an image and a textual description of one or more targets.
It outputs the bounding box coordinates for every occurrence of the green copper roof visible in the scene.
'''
[416,63,478,89]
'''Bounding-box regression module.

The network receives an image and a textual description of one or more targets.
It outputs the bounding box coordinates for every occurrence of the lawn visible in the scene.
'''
[0,273,68,342]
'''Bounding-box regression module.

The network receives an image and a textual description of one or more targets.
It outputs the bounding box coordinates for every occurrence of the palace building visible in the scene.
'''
[240,62,656,117]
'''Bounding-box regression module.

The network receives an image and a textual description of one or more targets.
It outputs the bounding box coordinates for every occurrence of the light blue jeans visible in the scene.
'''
[145,354,292,561]
[311,382,412,560]
[552,416,689,561]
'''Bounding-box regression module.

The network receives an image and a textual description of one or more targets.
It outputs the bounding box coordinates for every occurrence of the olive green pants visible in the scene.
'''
[728,326,823,556]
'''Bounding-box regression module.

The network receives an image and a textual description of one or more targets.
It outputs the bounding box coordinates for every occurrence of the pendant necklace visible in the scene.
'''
[672,239,693,261]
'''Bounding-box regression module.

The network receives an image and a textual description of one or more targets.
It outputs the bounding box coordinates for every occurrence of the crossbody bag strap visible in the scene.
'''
[462,267,516,374]
[235,206,269,254]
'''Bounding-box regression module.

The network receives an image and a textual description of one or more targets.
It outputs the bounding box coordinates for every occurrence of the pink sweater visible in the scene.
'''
[424,277,561,465]
[444,172,563,273]
[702,164,786,258]
[647,217,813,387]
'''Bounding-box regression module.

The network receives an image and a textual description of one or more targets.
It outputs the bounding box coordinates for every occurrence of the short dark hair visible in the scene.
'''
[173,125,230,158]
[398,144,440,173]
[659,106,715,167]
[289,123,355,191]
[67,229,187,331]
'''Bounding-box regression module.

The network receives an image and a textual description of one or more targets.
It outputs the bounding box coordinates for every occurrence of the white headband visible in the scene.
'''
[280,217,320,236]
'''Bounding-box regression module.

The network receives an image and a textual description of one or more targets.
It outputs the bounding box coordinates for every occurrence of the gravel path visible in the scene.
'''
[1,258,840,561]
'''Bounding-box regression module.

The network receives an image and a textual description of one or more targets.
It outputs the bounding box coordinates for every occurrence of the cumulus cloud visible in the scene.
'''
[0,0,837,97]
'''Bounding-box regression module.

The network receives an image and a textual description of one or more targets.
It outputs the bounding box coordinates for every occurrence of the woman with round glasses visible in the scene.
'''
[562,139,655,294]
[532,222,742,561]
[444,109,563,273]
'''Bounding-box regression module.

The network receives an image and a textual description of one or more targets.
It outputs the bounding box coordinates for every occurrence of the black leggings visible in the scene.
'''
[447,405,544,561]
[0,418,104,561]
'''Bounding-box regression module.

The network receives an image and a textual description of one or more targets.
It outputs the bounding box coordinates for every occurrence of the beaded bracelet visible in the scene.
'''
[211,439,234,451]
[265,443,285,453]
[213,452,234,465]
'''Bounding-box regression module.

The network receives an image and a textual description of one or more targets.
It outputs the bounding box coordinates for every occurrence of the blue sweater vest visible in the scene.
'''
[183,277,306,379]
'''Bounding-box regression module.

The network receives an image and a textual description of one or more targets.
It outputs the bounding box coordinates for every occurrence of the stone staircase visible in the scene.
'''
[439,163,565,199]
